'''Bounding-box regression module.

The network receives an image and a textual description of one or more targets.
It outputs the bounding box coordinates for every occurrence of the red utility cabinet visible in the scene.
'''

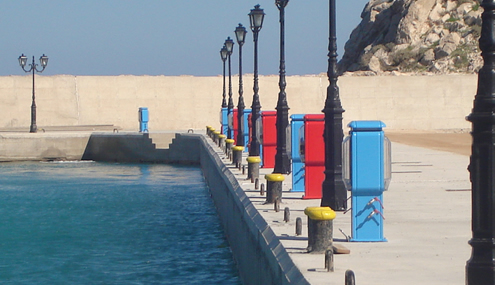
[261,111,277,168]
[232,109,238,145]
[303,114,325,199]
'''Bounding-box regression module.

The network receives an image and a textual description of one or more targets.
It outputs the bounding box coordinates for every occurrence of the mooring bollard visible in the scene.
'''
[304,206,336,253]
[213,131,220,144]
[206,126,212,137]
[265,173,285,204]
[246,156,261,181]
[225,139,234,155]
[345,270,356,285]
[284,207,290,222]
[296,217,302,236]
[232,146,244,166]
[325,248,334,272]
[218,134,226,149]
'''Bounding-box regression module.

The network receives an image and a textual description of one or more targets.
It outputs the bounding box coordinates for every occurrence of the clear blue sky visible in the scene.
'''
[0,1,369,76]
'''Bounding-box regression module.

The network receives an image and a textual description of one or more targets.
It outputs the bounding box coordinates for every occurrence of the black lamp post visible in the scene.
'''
[225,37,235,140]
[220,46,228,109]
[248,4,265,158]
[466,1,495,283]
[235,24,247,147]
[18,54,48,133]
[273,0,291,174]
[320,0,347,210]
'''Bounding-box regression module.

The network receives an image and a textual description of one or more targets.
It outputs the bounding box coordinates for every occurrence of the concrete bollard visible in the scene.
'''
[345,270,356,285]
[284,207,290,222]
[246,156,261,181]
[232,146,244,166]
[304,207,336,253]
[265,173,285,204]
[225,139,234,155]
[218,134,226,149]
[325,248,334,272]
[296,217,302,236]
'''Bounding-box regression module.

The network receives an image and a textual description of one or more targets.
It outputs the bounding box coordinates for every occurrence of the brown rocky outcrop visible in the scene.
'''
[338,0,482,75]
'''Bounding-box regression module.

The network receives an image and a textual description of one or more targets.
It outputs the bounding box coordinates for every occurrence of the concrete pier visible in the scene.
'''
[0,130,472,284]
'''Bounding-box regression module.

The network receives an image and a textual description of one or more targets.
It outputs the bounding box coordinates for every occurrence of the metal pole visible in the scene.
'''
[274,0,291,174]
[221,55,227,108]
[30,56,37,133]
[237,33,245,147]
[466,1,495,283]
[321,0,347,210]
[249,26,262,157]
[227,50,234,139]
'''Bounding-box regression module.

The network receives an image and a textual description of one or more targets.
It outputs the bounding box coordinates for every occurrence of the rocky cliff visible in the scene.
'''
[339,0,482,75]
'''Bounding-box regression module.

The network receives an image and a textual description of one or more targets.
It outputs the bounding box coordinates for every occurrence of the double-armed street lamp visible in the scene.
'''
[320,0,347,210]
[18,54,48,133]
[224,37,235,140]
[235,24,247,148]
[247,4,265,180]
[273,0,291,175]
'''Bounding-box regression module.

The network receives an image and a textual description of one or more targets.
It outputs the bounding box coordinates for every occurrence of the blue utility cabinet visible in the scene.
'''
[243,109,252,152]
[221,107,228,135]
[138,107,149,133]
[290,114,305,192]
[343,120,391,242]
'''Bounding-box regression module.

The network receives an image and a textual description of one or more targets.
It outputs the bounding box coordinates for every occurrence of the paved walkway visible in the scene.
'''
[218,140,471,284]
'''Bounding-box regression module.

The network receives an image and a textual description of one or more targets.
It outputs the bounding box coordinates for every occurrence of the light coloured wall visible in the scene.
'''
[0,74,476,132]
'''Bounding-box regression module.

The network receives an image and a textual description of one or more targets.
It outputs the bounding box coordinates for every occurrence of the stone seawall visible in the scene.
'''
[0,74,476,132]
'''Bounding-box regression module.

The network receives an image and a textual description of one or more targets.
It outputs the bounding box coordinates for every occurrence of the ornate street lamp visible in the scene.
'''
[466,1,495,283]
[18,54,48,133]
[320,0,347,210]
[235,23,247,147]
[273,0,291,174]
[247,4,265,180]
[225,37,235,140]
[220,46,228,108]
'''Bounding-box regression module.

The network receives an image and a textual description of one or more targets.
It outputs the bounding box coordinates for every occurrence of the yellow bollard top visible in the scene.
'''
[304,207,336,221]
[246,156,261,163]
[213,131,220,135]
[232,146,244,152]
[206,125,212,129]
[225,139,235,144]
[265,173,285,182]
[218,134,226,139]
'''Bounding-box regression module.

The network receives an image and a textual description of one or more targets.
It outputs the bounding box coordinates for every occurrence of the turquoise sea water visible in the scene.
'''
[0,162,240,284]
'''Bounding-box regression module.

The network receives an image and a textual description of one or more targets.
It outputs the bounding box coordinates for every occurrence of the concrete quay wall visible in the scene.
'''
[0,74,476,132]
[197,134,309,285]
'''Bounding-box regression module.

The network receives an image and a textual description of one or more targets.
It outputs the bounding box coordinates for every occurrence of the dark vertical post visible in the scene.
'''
[273,0,291,174]
[225,37,235,140]
[235,24,247,147]
[30,56,37,133]
[248,5,265,158]
[321,0,347,210]
[466,1,495,283]
[220,47,228,108]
